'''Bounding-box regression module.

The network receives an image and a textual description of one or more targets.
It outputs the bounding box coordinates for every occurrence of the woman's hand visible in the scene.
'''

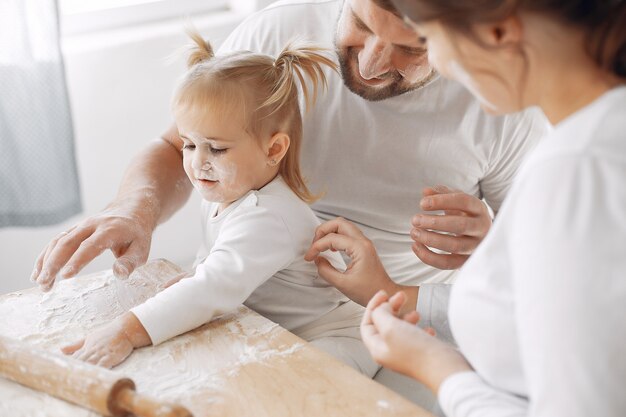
[361,290,472,394]
[411,185,492,270]
[61,312,151,369]
[304,217,404,308]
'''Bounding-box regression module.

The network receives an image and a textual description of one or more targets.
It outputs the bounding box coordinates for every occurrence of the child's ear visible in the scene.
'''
[266,132,290,166]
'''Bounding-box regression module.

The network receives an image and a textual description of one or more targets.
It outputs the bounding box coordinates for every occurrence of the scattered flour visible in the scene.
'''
[0,260,300,416]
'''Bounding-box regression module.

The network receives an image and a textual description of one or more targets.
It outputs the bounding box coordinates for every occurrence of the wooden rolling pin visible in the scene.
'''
[0,336,192,417]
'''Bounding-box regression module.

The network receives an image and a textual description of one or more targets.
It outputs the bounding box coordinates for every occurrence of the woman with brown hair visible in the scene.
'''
[311,0,626,415]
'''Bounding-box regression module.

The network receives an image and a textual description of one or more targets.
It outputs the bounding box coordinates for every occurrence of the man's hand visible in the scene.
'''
[361,290,471,394]
[305,217,402,308]
[31,131,190,291]
[61,312,151,369]
[411,185,492,270]
[32,204,153,291]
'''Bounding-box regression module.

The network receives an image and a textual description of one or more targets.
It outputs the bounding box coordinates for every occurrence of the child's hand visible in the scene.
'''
[61,312,151,369]
[304,217,400,307]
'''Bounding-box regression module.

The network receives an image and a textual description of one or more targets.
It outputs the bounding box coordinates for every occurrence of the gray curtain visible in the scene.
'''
[0,0,81,227]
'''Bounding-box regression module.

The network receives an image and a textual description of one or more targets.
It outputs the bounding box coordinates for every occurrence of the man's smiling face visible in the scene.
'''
[334,0,435,101]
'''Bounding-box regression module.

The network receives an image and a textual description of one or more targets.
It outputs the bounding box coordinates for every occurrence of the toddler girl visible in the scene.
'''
[61,32,378,377]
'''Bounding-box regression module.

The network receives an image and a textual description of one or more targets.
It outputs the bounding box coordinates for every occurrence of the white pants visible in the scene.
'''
[374,368,444,416]
[293,300,380,378]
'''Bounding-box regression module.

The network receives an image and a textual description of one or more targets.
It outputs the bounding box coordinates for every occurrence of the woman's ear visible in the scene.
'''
[473,15,523,49]
[266,132,290,166]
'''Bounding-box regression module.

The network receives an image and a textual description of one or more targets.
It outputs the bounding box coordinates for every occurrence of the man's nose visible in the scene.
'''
[358,38,393,79]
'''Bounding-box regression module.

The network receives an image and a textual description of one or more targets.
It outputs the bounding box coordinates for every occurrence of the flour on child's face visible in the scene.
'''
[176,108,270,208]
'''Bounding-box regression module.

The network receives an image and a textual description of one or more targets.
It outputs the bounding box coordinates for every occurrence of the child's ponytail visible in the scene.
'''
[186,29,214,68]
[259,41,338,204]
[264,40,338,113]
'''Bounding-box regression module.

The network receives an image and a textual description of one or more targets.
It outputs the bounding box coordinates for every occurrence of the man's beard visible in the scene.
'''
[336,46,435,102]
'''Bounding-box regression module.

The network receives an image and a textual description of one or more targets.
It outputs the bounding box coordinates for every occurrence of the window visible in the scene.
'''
[59,0,230,35]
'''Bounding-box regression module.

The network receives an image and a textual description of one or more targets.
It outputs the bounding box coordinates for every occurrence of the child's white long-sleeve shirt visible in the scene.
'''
[437,87,626,416]
[131,176,350,345]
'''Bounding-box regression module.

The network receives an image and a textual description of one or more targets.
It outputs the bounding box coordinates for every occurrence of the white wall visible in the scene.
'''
[0,11,245,294]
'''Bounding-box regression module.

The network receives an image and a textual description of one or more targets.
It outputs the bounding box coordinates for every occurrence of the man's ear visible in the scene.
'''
[266,132,290,166]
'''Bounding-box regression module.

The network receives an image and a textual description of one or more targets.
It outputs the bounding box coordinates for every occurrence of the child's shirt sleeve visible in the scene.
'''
[131,199,295,345]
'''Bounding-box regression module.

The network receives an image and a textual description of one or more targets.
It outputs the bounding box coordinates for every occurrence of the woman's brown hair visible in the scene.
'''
[173,31,338,203]
[391,0,626,78]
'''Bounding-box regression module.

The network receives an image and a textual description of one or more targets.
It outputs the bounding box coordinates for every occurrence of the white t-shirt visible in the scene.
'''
[217,0,548,285]
[132,176,351,345]
[439,87,626,416]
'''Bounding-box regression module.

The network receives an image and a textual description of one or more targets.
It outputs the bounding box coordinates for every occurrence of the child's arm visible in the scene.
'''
[130,202,294,346]
[63,202,293,367]
[61,312,151,369]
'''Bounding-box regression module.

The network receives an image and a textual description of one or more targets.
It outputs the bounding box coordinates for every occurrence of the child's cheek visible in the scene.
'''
[213,160,248,196]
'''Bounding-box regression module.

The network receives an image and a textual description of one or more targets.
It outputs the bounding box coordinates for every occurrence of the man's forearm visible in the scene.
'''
[112,135,191,232]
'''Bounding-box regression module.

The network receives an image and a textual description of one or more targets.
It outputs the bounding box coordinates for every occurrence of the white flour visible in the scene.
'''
[0,260,303,416]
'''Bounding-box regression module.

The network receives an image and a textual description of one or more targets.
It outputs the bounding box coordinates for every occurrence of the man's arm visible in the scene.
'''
[411,109,548,270]
[115,125,189,228]
[32,125,192,290]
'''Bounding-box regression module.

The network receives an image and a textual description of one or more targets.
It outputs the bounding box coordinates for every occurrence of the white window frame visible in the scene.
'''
[59,0,231,36]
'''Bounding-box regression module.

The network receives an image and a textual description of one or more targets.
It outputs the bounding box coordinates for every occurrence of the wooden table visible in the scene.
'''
[0,259,433,417]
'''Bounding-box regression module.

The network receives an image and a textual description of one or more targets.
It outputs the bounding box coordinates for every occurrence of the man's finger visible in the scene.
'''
[305,233,355,261]
[411,213,484,237]
[410,227,479,255]
[421,192,487,217]
[39,227,96,284]
[32,244,51,283]
[412,242,469,270]
[422,185,454,197]
[113,244,147,279]
[61,232,113,278]
[35,237,63,287]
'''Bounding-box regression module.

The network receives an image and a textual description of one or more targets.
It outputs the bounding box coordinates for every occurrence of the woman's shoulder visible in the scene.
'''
[518,87,626,179]
[553,86,626,158]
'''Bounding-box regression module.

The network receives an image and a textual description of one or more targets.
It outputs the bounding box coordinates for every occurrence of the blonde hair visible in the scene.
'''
[173,30,338,203]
